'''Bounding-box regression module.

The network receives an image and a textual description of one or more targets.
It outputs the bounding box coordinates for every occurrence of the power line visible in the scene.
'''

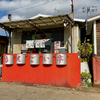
[9,0,46,12]
[9,0,56,13]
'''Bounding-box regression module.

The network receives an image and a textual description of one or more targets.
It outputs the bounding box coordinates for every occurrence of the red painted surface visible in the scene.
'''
[2,53,81,88]
[92,57,100,84]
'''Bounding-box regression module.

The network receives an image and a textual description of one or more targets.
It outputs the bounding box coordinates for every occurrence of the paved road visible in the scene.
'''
[0,81,100,100]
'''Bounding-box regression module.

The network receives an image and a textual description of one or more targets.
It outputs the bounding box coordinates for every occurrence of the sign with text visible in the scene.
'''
[26,40,34,48]
[35,39,50,48]
[54,41,61,53]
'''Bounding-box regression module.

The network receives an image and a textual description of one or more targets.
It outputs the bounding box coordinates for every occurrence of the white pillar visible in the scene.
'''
[72,27,74,53]
[10,32,13,53]
[94,21,97,55]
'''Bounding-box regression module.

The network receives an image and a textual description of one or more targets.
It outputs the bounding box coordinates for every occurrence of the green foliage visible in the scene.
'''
[81,58,87,62]
[81,72,92,87]
[86,82,92,87]
[78,41,93,62]
[81,72,92,79]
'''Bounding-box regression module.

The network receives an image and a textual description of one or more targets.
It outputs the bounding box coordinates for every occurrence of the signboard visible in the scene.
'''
[35,40,45,48]
[21,44,28,50]
[16,54,26,64]
[43,54,53,64]
[26,40,34,48]
[54,41,61,53]
[5,55,14,65]
[56,54,67,65]
[30,55,40,65]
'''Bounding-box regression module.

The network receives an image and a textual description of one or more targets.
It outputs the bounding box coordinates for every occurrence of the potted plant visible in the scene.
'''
[78,41,93,73]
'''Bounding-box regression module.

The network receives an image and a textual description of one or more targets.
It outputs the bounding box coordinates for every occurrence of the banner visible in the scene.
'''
[26,40,34,48]
[35,39,50,48]
[26,39,50,48]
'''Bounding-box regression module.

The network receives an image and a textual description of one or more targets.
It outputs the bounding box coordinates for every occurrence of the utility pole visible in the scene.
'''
[71,0,74,20]
[8,14,12,54]
[71,0,74,53]
[8,14,12,22]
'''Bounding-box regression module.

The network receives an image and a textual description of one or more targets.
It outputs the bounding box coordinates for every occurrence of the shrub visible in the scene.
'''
[78,41,93,62]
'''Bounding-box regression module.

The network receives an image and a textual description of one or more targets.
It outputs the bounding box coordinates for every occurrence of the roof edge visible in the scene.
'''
[87,14,100,22]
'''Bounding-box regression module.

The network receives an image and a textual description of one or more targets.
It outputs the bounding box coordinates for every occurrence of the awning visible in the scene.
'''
[0,14,74,32]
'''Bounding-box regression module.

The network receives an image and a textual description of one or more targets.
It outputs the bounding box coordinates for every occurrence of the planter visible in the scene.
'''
[81,62,90,73]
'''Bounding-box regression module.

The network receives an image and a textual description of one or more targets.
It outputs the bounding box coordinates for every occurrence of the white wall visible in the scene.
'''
[11,31,21,54]
[64,26,72,53]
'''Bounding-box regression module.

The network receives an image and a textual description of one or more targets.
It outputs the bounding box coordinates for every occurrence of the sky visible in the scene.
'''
[0,0,100,36]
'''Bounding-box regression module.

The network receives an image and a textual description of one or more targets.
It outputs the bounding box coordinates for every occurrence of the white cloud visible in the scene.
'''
[0,0,100,22]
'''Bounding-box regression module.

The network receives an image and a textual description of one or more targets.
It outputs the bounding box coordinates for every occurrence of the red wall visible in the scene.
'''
[92,57,100,84]
[2,53,81,88]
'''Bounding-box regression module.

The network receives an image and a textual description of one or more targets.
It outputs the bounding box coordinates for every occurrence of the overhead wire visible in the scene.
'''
[8,0,56,13]
[9,0,47,12]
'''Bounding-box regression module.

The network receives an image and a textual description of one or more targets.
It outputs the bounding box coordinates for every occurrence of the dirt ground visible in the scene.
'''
[0,81,100,100]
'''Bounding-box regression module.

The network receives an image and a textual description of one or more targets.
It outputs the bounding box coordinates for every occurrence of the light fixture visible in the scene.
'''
[63,23,66,27]
[28,33,29,35]
[63,22,69,27]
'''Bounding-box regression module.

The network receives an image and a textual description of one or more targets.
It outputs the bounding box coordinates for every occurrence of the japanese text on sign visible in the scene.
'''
[31,56,36,63]
[17,56,21,62]
[5,56,9,63]
[43,56,49,61]
[57,54,63,63]
[26,40,34,48]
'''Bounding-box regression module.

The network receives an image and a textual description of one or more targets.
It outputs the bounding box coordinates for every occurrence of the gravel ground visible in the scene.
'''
[0,81,100,100]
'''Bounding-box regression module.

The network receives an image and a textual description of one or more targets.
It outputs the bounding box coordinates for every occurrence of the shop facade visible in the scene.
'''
[0,14,84,88]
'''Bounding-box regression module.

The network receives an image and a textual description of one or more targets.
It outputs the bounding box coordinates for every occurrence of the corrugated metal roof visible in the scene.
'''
[0,14,74,31]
